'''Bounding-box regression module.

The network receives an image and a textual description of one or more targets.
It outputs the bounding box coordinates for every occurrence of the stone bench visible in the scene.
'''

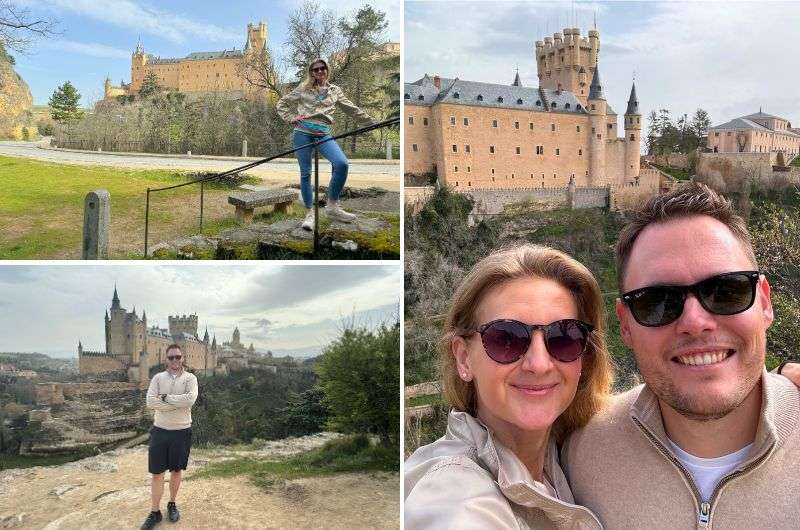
[228,188,300,224]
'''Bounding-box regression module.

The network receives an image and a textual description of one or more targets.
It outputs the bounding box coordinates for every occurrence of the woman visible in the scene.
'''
[405,244,613,529]
[276,58,374,231]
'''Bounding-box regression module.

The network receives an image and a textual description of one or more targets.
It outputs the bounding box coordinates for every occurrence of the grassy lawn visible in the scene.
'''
[790,154,800,167]
[0,155,254,259]
[191,434,398,493]
[651,162,691,180]
[0,449,95,470]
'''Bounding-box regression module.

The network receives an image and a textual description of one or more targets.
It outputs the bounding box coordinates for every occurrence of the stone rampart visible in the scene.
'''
[79,352,127,374]
[467,186,609,216]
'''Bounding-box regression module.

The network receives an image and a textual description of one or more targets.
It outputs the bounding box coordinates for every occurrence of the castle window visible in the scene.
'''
[551,102,556,108]
[714,132,719,137]
[579,149,582,155]
[423,117,428,126]
[630,134,635,141]
[592,127,596,133]
[454,166,458,172]
[492,120,498,127]
[467,166,471,172]
[464,117,469,126]
[551,124,556,131]
[455,182,458,187]
[536,146,544,154]
[450,116,456,125]
[536,100,542,106]
[516,147,521,154]
[489,145,495,153]
[556,148,560,155]
[565,103,571,109]
[517,98,523,104]
[577,125,581,132]
[412,144,418,152]
[591,104,596,110]
[577,104,582,111]
[468,181,471,186]
[492,168,495,174]
[477,94,483,101]
[515,121,520,129]
[418,95,424,101]
[512,174,515,178]
[497,96,504,103]
[408,116,414,125]
[608,123,613,130]
[452,144,457,152]
[529,122,534,130]
[727,132,731,136]
[465,145,471,153]
[597,134,602,139]
[453,92,460,99]
[492,176,495,182]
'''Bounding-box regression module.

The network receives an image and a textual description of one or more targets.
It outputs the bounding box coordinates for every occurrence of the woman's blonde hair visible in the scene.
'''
[440,244,614,442]
[302,58,331,90]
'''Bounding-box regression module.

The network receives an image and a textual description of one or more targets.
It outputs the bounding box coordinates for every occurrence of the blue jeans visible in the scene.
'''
[292,130,349,209]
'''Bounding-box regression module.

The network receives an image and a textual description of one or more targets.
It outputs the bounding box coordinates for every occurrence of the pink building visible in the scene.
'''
[708,110,799,156]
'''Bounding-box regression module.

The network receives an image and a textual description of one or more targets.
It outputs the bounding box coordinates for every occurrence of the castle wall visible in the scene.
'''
[425,103,593,190]
[604,139,627,186]
[609,168,661,211]
[404,186,435,212]
[79,353,127,375]
[466,186,608,216]
[405,105,435,176]
[146,335,173,366]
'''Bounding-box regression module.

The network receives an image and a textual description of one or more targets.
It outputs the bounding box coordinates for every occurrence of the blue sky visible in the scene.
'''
[406,1,800,128]
[0,264,401,358]
[13,0,400,106]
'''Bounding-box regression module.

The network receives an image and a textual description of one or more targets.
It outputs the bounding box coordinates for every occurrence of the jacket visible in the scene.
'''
[405,410,603,529]
[145,370,198,430]
[562,371,800,529]
[276,83,373,129]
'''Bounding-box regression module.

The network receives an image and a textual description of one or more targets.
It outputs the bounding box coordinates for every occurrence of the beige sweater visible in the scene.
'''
[563,371,800,529]
[145,370,198,430]
[276,83,373,128]
[405,411,603,529]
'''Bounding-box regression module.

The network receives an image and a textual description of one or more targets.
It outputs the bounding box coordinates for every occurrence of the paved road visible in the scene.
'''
[0,140,401,191]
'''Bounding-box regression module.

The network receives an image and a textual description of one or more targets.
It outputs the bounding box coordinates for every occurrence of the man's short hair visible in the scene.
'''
[615,182,757,291]
[165,344,182,355]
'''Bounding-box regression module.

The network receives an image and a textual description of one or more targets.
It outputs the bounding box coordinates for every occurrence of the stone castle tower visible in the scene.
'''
[624,82,642,182]
[169,314,199,337]
[535,28,599,106]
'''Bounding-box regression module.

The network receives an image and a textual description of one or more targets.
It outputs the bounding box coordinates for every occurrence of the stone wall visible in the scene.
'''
[695,152,799,192]
[644,152,690,169]
[404,186,435,212]
[79,352,127,374]
[609,168,662,211]
[467,186,609,216]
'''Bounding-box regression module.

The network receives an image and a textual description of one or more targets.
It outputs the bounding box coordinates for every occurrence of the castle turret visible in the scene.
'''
[587,65,607,187]
[212,335,217,351]
[536,27,599,106]
[111,285,121,310]
[245,22,267,53]
[624,82,642,183]
[203,327,210,344]
[511,69,522,87]
[232,326,241,348]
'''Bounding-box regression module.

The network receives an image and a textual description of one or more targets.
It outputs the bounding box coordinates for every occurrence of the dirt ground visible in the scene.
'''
[0,436,399,530]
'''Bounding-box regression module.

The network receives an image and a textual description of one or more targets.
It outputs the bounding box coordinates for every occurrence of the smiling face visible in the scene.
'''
[310,61,328,84]
[452,276,583,440]
[616,215,773,420]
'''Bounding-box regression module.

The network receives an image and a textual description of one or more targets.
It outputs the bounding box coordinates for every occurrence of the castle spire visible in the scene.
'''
[511,68,522,87]
[111,285,121,310]
[625,82,639,115]
[588,64,605,101]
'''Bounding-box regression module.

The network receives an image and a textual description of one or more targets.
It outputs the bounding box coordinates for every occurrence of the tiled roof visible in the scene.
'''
[405,75,586,113]
[186,50,244,60]
[710,117,770,131]
[742,111,786,122]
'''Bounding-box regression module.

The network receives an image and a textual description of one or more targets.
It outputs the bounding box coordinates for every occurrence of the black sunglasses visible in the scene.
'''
[471,318,593,364]
[621,271,760,327]
[167,355,182,361]
[311,66,327,72]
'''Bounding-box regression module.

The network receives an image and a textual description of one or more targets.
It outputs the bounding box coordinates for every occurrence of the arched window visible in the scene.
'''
[551,102,556,108]
[477,94,483,101]
[576,104,582,111]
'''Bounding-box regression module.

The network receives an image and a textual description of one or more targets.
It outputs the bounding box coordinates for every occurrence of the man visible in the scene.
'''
[564,183,800,528]
[141,344,198,530]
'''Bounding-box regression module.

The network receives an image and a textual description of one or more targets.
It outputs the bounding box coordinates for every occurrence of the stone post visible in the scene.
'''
[386,139,392,160]
[567,175,576,209]
[82,189,110,259]
[242,139,248,157]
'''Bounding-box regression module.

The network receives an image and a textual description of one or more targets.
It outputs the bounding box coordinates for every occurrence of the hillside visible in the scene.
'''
[0,434,399,529]
[0,44,35,140]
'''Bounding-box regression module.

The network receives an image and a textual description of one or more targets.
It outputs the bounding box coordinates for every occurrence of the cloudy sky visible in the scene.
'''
[406,1,800,128]
[13,0,400,105]
[0,264,401,358]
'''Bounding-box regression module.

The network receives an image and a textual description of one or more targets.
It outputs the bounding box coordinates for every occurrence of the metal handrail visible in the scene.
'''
[144,117,399,257]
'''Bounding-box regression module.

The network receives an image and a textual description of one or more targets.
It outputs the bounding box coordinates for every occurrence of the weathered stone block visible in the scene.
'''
[82,189,110,260]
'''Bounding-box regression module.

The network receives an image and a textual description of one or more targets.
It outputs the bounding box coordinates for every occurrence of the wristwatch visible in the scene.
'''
[777,361,789,375]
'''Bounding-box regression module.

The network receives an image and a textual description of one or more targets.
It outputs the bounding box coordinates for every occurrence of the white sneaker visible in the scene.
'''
[301,210,315,231]
[325,205,357,223]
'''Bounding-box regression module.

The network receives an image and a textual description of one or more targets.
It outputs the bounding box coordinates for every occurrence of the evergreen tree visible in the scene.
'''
[48,81,83,124]
[138,71,162,98]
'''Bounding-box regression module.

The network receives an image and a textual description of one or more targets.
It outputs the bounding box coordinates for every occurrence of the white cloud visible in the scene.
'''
[40,0,240,44]
[41,39,131,59]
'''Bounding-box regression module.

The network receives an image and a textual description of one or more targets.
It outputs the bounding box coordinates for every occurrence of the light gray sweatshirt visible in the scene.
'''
[145,370,198,430]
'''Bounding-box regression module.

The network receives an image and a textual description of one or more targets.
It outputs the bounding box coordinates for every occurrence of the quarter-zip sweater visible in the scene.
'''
[405,410,603,529]
[145,370,198,430]
[276,83,373,133]
[562,371,800,529]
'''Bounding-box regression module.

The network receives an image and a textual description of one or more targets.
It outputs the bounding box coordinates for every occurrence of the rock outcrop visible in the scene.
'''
[0,46,35,140]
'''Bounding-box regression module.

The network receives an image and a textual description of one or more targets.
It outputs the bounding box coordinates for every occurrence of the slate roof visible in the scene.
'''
[145,49,244,64]
[711,117,771,131]
[742,110,786,122]
[588,65,605,100]
[405,75,586,114]
[626,82,639,115]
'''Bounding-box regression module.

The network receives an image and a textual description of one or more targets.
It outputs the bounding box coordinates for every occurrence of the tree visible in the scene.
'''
[238,45,285,96]
[316,322,400,446]
[285,2,339,79]
[0,1,58,53]
[138,71,162,99]
[690,108,711,143]
[48,81,83,124]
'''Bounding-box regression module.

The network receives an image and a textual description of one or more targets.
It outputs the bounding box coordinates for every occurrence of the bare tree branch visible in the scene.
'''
[0,0,59,53]
[237,47,285,96]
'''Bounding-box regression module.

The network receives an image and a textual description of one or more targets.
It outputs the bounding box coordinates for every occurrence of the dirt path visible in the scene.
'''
[0,436,399,529]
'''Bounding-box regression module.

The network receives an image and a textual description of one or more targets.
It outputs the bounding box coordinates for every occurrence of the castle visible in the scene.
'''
[104,22,268,99]
[78,287,263,385]
[707,110,800,155]
[404,28,657,195]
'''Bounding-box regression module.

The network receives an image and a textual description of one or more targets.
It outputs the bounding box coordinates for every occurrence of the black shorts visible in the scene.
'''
[148,426,192,474]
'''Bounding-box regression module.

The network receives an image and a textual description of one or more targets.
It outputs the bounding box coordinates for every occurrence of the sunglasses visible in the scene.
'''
[621,271,760,327]
[311,66,327,73]
[471,318,593,364]
[167,356,182,361]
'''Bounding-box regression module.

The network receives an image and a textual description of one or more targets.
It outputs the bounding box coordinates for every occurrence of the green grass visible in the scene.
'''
[651,163,691,180]
[790,155,800,167]
[0,155,234,259]
[407,393,444,407]
[191,434,398,492]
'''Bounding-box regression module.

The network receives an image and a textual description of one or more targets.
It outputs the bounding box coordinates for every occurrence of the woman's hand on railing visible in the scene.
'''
[291,115,305,125]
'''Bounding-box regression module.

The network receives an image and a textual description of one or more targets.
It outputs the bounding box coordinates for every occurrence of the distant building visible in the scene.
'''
[708,110,800,156]
[104,22,268,99]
